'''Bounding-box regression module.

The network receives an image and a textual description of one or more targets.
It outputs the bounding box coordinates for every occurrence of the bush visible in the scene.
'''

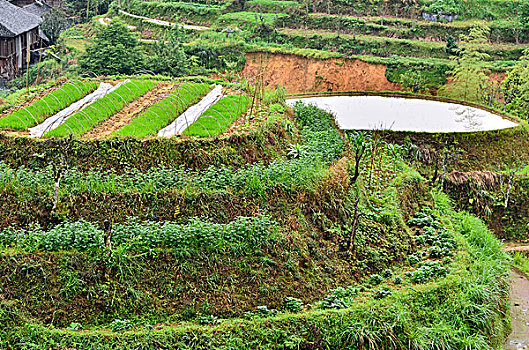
[109,319,132,332]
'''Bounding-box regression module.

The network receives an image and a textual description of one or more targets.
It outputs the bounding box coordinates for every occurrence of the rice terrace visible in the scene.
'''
[2,0,529,348]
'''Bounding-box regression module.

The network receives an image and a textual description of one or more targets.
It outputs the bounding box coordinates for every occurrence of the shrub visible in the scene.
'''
[369,274,384,285]
[373,288,393,299]
[381,269,393,278]
[109,319,132,332]
[284,297,303,312]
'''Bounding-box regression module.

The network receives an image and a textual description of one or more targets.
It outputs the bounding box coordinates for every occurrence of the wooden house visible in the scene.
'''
[0,0,43,79]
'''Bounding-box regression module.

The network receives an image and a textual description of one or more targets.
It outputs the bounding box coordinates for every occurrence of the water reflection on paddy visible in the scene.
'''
[287,96,518,132]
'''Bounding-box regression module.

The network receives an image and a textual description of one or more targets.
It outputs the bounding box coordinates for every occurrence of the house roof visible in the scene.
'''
[23,1,51,17]
[0,0,42,38]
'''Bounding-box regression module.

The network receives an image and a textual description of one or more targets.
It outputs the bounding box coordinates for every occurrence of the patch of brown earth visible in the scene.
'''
[83,82,175,139]
[239,52,402,94]
[504,269,529,349]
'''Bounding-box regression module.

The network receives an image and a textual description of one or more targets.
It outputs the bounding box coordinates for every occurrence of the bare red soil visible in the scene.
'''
[240,53,402,94]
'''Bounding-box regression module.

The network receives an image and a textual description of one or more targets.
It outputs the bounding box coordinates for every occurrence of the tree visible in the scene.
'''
[347,131,370,183]
[438,24,491,102]
[41,8,70,45]
[79,20,144,75]
[400,71,428,93]
[502,50,529,118]
[149,25,188,76]
[510,2,529,44]
[445,35,459,55]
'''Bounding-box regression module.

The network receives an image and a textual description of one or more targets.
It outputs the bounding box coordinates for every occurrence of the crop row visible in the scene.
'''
[0,81,99,131]
[272,28,526,61]
[281,14,529,44]
[0,214,278,254]
[0,103,343,196]
[46,79,157,138]
[127,0,221,23]
[183,95,251,137]
[115,82,211,138]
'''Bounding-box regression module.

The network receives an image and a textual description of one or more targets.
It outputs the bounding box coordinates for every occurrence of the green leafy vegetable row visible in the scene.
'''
[0,214,278,254]
[0,80,99,131]
[114,82,211,138]
[46,79,157,138]
[183,95,251,137]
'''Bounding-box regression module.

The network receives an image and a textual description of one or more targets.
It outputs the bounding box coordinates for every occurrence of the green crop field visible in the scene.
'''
[45,79,156,138]
[0,81,98,130]
[183,95,251,137]
[2,0,529,347]
[114,82,211,138]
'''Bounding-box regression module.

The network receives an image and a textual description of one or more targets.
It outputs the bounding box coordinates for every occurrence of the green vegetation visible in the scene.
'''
[2,0,529,347]
[218,11,288,26]
[127,0,221,23]
[45,79,156,137]
[512,252,529,275]
[183,95,251,137]
[246,0,300,12]
[80,20,145,76]
[0,214,278,254]
[114,82,211,138]
[0,191,511,348]
[0,81,98,130]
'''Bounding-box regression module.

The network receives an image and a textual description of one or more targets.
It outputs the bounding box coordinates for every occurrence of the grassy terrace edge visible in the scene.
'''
[0,192,510,349]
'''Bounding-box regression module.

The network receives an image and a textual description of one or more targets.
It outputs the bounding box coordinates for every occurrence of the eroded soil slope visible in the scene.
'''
[241,53,402,94]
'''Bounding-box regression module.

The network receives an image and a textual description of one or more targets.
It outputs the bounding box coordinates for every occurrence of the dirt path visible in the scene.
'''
[118,10,210,30]
[504,269,529,349]
[505,243,529,253]
[83,82,174,139]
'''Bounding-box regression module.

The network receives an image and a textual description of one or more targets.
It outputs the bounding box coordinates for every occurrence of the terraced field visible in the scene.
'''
[105,0,529,95]
[0,79,252,139]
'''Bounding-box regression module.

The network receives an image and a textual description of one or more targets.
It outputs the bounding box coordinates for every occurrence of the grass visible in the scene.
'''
[218,11,288,26]
[512,252,529,275]
[0,192,511,348]
[275,28,527,61]
[114,82,211,138]
[182,95,251,137]
[246,0,300,12]
[45,79,156,138]
[0,81,99,131]
[128,0,221,23]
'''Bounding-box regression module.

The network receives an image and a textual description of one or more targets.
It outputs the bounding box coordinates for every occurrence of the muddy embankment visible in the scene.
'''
[240,53,402,94]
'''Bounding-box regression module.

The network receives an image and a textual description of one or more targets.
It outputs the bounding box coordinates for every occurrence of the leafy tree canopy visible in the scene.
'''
[438,24,491,102]
[41,8,70,45]
[149,26,188,77]
[79,20,144,76]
